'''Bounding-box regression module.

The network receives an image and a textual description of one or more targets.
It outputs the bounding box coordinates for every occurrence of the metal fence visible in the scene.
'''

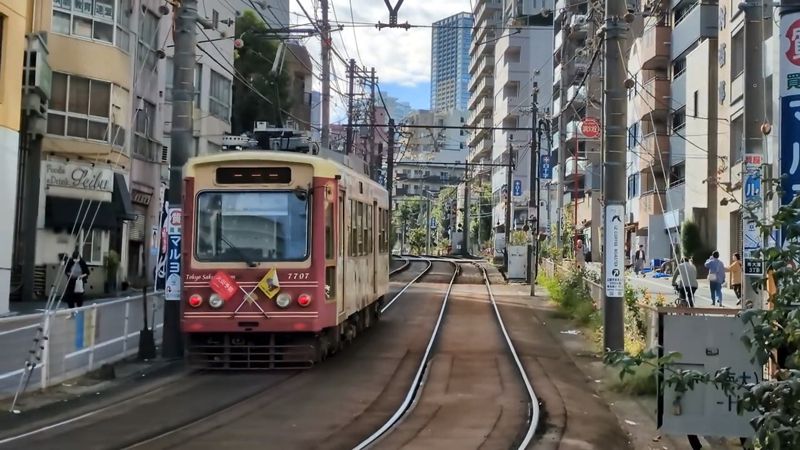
[0,293,164,399]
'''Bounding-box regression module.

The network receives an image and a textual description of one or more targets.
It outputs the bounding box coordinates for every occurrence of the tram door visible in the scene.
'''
[337,190,345,316]
[373,200,378,294]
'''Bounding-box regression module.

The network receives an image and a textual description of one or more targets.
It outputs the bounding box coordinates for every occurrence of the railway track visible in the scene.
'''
[352,259,540,450]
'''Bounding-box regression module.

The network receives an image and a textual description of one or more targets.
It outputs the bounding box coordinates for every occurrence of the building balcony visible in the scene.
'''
[470,137,492,163]
[472,54,494,76]
[634,77,670,122]
[672,4,718,59]
[553,63,562,87]
[468,90,484,111]
[566,85,587,107]
[638,132,669,173]
[475,0,502,23]
[564,156,587,180]
[554,29,564,53]
[553,96,562,116]
[669,133,686,165]
[475,95,492,117]
[640,25,670,70]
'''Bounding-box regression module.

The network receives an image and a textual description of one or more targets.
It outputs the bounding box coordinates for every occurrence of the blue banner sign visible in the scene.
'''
[781,95,800,207]
[539,154,552,179]
[164,207,182,301]
[513,179,522,197]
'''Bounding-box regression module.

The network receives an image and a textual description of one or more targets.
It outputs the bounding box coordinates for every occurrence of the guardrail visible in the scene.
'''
[0,293,164,400]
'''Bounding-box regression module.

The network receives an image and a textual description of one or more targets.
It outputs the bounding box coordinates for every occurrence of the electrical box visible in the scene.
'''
[659,313,760,438]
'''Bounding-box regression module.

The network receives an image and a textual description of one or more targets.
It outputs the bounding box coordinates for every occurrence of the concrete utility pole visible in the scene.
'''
[741,0,766,308]
[528,83,539,293]
[504,136,514,272]
[345,59,356,155]
[369,67,377,180]
[425,195,431,255]
[320,0,332,150]
[387,119,395,213]
[601,0,628,352]
[164,0,200,359]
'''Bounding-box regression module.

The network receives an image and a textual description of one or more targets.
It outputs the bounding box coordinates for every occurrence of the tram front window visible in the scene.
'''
[195,190,309,262]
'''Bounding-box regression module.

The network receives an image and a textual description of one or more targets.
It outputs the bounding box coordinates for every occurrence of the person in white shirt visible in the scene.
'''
[671,257,698,307]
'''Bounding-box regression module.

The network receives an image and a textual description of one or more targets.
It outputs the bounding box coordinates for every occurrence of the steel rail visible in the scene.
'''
[388,256,410,276]
[352,259,458,450]
[477,263,540,448]
[380,258,433,313]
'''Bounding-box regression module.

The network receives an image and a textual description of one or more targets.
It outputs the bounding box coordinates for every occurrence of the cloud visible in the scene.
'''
[292,0,471,90]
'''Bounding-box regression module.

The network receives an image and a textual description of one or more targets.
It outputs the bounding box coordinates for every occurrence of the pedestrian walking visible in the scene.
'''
[633,245,646,277]
[726,253,743,306]
[671,257,698,307]
[575,239,585,268]
[704,251,726,307]
[64,250,89,309]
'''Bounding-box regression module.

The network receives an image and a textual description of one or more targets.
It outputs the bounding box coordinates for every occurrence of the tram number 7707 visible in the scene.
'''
[286,272,311,281]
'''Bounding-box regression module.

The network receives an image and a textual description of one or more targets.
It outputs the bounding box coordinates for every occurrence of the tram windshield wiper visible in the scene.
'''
[219,234,258,268]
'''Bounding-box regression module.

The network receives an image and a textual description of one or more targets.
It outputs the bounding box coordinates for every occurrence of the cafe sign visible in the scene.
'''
[43,160,113,193]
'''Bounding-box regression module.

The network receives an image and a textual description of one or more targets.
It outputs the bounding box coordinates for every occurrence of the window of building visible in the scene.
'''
[52,0,117,45]
[672,57,687,78]
[673,0,698,25]
[116,0,131,51]
[670,162,686,186]
[137,9,159,73]
[692,91,699,117]
[731,30,744,79]
[209,70,231,121]
[165,60,202,104]
[133,99,156,159]
[48,72,125,146]
[627,174,639,198]
[730,114,744,163]
[80,228,105,265]
[671,107,686,132]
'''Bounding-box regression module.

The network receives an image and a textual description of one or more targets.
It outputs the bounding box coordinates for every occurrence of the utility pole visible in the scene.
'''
[741,0,766,308]
[601,0,628,352]
[462,159,470,256]
[163,0,201,358]
[345,59,356,155]
[528,82,539,294]
[504,136,514,272]
[425,196,431,255]
[387,119,395,212]
[320,0,331,150]
[369,67,377,180]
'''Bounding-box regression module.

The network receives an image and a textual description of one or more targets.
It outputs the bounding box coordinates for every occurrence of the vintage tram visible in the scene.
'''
[180,151,390,368]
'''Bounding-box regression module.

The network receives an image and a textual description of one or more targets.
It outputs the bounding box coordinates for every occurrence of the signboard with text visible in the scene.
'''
[742,154,763,275]
[781,14,800,210]
[513,179,522,197]
[539,154,552,179]
[43,160,113,197]
[164,207,182,301]
[604,204,625,297]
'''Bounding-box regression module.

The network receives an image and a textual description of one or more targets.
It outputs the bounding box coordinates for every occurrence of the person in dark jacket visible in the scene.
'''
[64,251,90,308]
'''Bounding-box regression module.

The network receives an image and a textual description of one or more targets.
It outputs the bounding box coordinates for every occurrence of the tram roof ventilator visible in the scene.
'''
[222,120,318,154]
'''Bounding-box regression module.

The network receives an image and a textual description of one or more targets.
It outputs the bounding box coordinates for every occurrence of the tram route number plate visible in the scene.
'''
[210,271,240,301]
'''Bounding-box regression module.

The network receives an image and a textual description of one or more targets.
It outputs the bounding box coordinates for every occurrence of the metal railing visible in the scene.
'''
[0,293,164,400]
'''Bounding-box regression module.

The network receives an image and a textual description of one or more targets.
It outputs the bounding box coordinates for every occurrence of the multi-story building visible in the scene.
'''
[1,0,28,314]
[715,2,777,261]
[490,0,554,235]
[12,0,175,302]
[551,0,604,258]
[467,0,502,182]
[394,109,469,201]
[431,12,473,112]
[623,0,719,263]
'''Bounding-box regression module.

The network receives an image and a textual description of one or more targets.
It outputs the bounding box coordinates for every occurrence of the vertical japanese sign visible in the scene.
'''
[604,204,625,297]
[780,14,800,241]
[154,184,168,290]
[539,154,552,179]
[164,207,182,301]
[743,154,763,275]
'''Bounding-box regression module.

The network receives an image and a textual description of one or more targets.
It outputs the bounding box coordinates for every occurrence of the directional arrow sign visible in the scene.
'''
[604,204,625,297]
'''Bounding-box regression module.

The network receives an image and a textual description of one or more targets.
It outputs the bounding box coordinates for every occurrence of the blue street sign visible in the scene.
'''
[540,154,552,179]
[513,179,522,197]
[781,95,800,207]
[430,218,436,229]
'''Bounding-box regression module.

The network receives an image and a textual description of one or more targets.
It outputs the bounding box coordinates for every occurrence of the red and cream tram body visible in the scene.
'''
[181,151,390,368]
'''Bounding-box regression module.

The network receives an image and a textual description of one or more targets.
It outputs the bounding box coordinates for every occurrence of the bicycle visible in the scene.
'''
[672,285,692,308]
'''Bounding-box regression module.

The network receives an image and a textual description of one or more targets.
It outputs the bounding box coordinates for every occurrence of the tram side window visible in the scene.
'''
[377,207,383,253]
[365,205,372,254]
[350,199,357,256]
[325,198,334,260]
[357,202,364,255]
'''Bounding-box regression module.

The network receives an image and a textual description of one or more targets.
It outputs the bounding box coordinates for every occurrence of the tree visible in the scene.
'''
[680,220,704,259]
[231,11,290,134]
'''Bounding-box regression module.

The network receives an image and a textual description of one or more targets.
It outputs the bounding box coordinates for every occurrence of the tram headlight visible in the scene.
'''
[297,293,312,307]
[208,293,224,309]
[276,293,292,308]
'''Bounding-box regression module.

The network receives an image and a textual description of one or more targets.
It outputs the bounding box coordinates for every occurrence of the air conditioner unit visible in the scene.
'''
[569,14,588,27]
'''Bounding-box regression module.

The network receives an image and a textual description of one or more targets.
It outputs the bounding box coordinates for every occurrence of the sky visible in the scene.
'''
[291,0,472,121]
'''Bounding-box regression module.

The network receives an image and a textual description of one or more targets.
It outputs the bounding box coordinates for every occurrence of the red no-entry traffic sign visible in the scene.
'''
[581,118,601,139]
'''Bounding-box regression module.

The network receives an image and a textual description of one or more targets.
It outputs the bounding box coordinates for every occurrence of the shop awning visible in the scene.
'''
[45,173,136,230]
